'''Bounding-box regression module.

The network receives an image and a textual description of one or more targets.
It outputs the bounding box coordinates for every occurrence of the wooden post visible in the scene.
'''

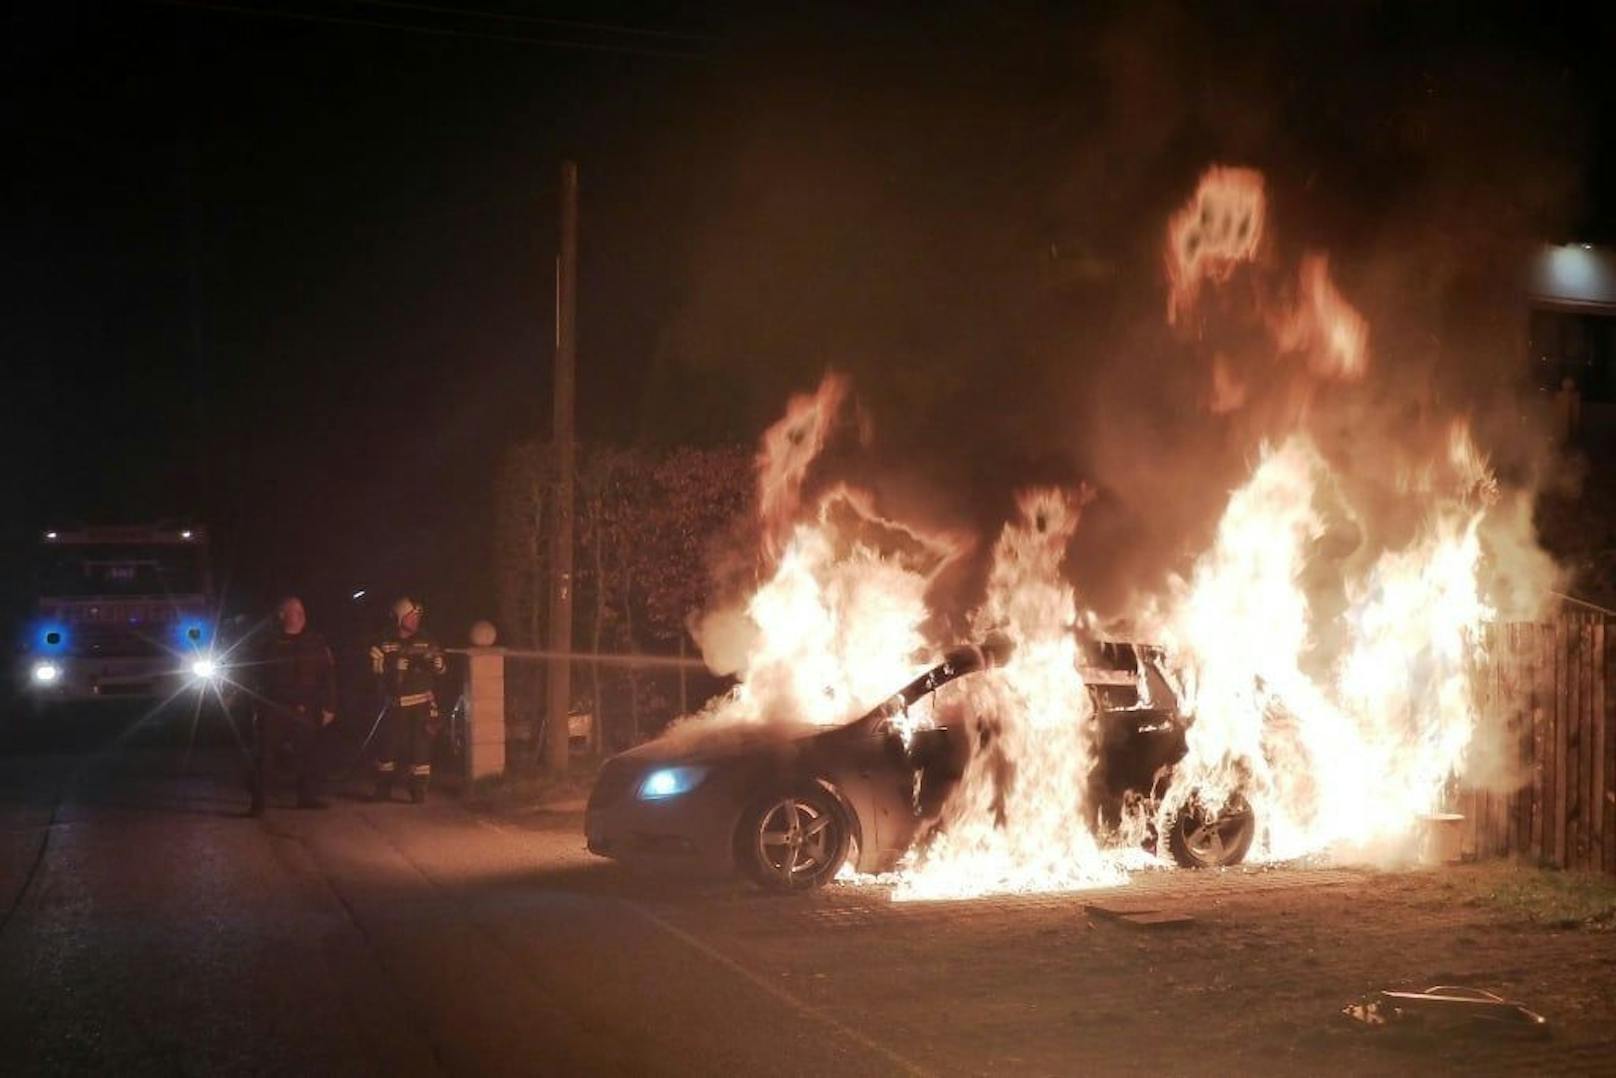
[545,160,579,776]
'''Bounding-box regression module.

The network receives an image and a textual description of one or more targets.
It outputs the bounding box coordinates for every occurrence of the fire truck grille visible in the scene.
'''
[71,627,171,659]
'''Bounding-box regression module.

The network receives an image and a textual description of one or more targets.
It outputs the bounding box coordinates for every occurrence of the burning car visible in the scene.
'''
[585,633,1256,891]
[1081,639,1256,870]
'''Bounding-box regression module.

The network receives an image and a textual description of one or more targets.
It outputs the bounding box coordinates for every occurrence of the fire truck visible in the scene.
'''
[20,524,222,702]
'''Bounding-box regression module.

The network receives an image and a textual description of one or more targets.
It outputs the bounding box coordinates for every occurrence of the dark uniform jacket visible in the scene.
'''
[256,629,337,719]
[370,631,446,707]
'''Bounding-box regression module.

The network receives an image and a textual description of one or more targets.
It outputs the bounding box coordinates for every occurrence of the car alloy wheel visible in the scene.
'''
[1167,791,1256,868]
[742,787,850,891]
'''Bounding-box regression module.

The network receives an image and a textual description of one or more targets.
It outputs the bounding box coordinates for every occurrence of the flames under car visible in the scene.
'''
[584,635,1256,891]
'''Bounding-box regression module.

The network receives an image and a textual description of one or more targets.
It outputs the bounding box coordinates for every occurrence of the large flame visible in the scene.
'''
[669,162,1554,898]
[895,489,1124,900]
[1142,169,1514,862]
[688,375,966,732]
[1142,431,1495,861]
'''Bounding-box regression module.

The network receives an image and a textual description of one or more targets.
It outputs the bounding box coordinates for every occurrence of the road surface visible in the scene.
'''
[3,704,1614,1076]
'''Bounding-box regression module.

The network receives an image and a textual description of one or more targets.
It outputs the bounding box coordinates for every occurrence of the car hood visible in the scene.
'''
[612,718,849,767]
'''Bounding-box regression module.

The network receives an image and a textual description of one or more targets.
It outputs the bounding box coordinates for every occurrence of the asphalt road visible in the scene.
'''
[0,703,911,1077]
[5,703,1615,1077]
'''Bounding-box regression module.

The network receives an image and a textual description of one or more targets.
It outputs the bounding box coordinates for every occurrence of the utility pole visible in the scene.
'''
[545,160,578,775]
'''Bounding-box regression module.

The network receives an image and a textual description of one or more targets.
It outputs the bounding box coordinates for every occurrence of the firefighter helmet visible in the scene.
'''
[392,597,424,623]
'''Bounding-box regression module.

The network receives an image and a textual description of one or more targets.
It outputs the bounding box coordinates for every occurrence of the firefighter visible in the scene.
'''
[370,596,446,803]
[250,596,336,815]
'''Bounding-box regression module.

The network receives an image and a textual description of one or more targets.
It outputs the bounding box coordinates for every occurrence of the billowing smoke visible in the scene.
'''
[650,6,1584,618]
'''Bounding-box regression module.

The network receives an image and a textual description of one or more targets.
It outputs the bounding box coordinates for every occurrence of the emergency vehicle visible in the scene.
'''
[21,524,221,701]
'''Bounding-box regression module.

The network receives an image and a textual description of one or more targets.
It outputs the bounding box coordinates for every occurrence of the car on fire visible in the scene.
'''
[584,635,1257,891]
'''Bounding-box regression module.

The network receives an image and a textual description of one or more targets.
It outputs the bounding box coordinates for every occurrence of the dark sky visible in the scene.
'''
[3,1,1613,637]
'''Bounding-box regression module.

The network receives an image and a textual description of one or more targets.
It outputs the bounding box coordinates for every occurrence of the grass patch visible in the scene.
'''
[464,760,602,813]
[1444,863,1616,929]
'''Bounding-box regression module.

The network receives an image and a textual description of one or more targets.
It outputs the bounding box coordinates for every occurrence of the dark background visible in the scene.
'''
[4,1,1613,643]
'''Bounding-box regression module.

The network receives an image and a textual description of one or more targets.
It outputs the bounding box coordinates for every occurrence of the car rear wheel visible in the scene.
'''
[738,785,851,892]
[1166,791,1256,868]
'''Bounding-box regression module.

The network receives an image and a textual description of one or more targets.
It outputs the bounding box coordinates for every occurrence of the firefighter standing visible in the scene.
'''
[370,597,446,803]
[250,596,336,815]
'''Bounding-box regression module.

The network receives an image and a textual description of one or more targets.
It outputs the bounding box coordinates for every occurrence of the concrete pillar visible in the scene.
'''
[463,647,507,781]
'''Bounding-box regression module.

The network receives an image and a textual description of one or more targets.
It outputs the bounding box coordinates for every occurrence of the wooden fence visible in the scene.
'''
[1460,614,1615,874]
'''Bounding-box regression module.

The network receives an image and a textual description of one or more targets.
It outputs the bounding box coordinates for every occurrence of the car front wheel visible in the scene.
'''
[1166,791,1256,868]
[738,785,851,892]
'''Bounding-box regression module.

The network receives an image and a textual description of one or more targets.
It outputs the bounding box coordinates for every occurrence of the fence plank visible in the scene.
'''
[1555,618,1568,868]
[1590,623,1603,866]
[1463,786,1479,860]
[1606,624,1616,874]
[1583,623,1597,869]
[1512,623,1525,859]
[1564,623,1577,866]
[1493,636,1509,859]
[1532,623,1548,862]
[1569,625,1582,868]
[1499,623,1512,859]
[1593,622,1606,874]
[1572,618,1583,867]
[1478,633,1494,859]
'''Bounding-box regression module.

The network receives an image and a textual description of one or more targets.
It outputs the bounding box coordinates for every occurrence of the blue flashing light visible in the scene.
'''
[637,766,711,801]
[35,623,69,655]
[176,618,211,650]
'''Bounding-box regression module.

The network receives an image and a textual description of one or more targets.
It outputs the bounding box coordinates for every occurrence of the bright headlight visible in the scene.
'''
[637,766,711,800]
[191,657,219,681]
[31,661,61,685]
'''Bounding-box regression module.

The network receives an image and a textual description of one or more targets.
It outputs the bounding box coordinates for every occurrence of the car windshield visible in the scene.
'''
[38,544,207,598]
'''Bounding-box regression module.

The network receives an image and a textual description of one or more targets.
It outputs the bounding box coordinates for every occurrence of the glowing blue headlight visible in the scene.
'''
[637,766,710,800]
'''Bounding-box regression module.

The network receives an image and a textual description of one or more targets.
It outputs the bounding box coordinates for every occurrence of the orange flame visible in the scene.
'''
[895,487,1123,900]
[757,372,850,563]
[1273,254,1369,379]
[686,377,966,734]
[1166,166,1266,325]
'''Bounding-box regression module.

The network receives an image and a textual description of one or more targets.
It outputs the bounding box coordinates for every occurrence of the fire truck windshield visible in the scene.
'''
[39,544,207,599]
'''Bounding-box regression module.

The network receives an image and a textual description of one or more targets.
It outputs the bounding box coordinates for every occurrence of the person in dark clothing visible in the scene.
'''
[249,596,337,815]
[369,596,446,803]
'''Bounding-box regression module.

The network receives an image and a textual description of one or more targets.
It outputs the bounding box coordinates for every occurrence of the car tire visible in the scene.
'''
[736,784,852,892]
[1166,791,1256,868]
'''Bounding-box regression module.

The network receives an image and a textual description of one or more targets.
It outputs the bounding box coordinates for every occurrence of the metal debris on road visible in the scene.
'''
[1342,985,1549,1039]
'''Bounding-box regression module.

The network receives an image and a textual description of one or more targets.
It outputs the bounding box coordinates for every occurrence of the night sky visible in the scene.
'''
[4,1,1613,638]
